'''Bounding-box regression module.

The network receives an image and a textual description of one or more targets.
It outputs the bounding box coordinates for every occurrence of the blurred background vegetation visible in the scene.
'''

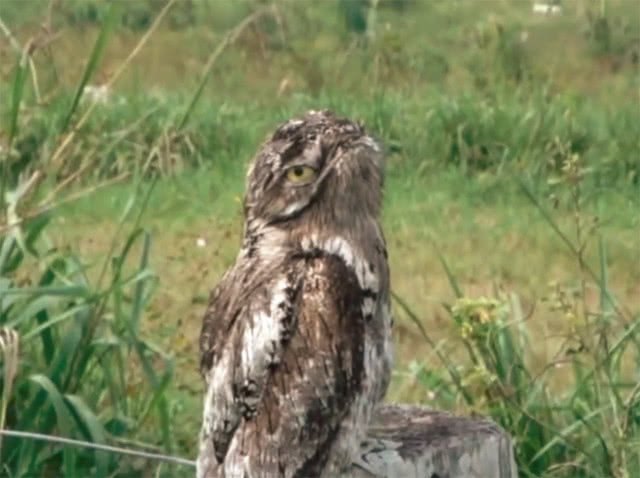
[0,0,638,477]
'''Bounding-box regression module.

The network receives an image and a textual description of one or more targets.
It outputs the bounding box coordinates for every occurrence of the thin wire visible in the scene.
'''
[0,429,196,467]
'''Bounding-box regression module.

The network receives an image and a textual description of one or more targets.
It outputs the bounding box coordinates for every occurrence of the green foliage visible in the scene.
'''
[4,87,638,190]
[0,0,638,476]
[403,153,640,477]
[0,7,180,477]
[0,179,177,477]
[61,2,120,134]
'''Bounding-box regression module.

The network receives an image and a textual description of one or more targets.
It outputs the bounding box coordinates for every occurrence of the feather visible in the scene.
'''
[198,250,379,478]
[197,110,393,478]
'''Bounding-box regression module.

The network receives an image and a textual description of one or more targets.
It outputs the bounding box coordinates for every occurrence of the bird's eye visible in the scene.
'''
[286,165,315,184]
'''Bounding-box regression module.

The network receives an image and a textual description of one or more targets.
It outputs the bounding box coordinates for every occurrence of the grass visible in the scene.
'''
[47,163,639,476]
[0,0,639,476]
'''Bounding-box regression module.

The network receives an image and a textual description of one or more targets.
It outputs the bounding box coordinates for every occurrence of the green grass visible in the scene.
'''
[47,164,639,476]
[1,0,639,477]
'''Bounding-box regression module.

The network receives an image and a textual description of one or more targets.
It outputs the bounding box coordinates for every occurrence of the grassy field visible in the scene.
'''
[1,1,639,477]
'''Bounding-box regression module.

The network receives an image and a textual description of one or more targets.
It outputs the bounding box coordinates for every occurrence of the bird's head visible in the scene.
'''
[243,110,384,240]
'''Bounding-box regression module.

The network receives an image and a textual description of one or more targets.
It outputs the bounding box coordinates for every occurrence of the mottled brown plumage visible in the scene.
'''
[197,110,393,478]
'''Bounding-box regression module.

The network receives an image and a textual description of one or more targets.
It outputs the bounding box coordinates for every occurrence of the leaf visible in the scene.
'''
[530,405,609,468]
[60,1,120,132]
[598,236,616,319]
[427,234,463,298]
[391,291,473,406]
[28,374,76,474]
[1,285,90,298]
[65,394,109,477]
[5,295,60,345]
[23,213,52,258]
[131,232,152,333]
[0,234,21,275]
[21,304,89,343]
[7,49,30,149]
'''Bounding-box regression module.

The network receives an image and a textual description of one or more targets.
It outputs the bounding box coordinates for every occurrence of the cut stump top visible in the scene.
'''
[346,404,518,478]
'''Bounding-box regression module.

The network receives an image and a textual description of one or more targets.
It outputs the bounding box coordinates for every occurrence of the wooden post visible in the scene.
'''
[346,404,518,478]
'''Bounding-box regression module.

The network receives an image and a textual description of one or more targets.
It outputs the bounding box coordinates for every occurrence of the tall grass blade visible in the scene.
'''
[64,395,108,477]
[517,178,630,321]
[7,51,29,150]
[0,429,196,467]
[23,213,51,257]
[2,49,30,207]
[131,231,152,333]
[598,236,614,318]
[33,259,71,364]
[178,6,274,130]
[28,374,76,474]
[60,2,120,133]
[530,405,608,469]
[21,304,89,342]
[428,237,463,298]
[2,285,90,297]
[6,294,58,333]
[391,291,473,405]
[110,228,173,456]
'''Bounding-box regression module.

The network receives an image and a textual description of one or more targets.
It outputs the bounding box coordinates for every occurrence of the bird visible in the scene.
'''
[197,109,393,478]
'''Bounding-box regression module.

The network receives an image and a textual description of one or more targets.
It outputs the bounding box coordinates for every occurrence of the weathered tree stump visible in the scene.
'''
[347,404,518,478]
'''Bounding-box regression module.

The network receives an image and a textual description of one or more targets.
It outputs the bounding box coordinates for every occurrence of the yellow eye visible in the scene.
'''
[286,165,315,183]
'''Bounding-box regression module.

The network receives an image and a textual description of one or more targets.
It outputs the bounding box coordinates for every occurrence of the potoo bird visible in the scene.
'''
[197,110,393,478]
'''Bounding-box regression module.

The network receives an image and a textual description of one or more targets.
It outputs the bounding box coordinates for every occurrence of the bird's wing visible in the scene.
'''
[203,253,371,478]
[199,251,374,477]
[245,252,369,476]
[198,262,305,465]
